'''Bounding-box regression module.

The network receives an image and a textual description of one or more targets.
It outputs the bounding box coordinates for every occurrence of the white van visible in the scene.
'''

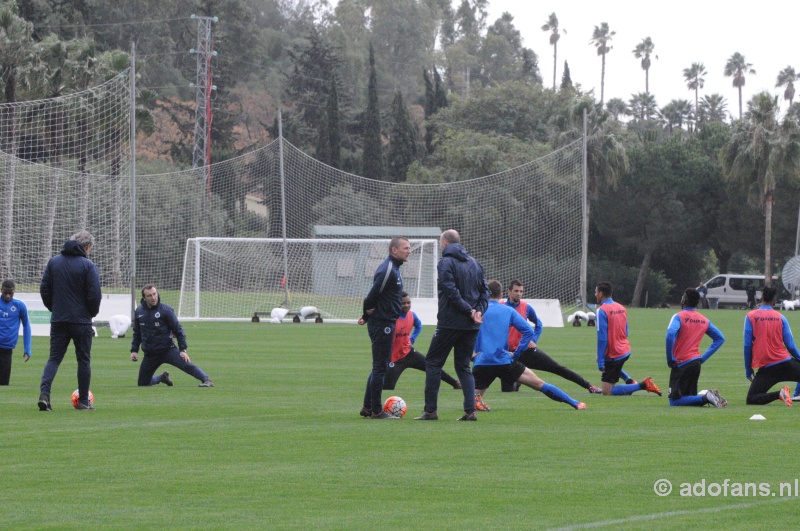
[703,274,767,308]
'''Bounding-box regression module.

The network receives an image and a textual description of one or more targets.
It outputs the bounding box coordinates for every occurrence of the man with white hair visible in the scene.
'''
[38,230,101,411]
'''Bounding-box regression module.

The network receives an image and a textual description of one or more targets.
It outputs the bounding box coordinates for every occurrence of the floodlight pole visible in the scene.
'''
[190,14,217,193]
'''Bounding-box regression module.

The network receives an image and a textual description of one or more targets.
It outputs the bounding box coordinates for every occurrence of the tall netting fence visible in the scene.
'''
[0,73,132,290]
[0,73,584,319]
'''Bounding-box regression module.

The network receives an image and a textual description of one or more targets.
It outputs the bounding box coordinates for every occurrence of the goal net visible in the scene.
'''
[178,238,439,320]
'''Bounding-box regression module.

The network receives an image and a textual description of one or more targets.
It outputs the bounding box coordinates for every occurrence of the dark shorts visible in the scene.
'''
[601,356,629,384]
[473,362,526,390]
[668,359,701,400]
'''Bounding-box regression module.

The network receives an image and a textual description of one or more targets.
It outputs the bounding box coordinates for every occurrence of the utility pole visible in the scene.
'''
[190,14,218,194]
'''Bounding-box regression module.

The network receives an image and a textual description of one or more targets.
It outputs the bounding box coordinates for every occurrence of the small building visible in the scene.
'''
[311,226,441,299]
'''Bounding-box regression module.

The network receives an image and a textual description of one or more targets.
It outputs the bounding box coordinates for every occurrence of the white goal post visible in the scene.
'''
[178,237,439,321]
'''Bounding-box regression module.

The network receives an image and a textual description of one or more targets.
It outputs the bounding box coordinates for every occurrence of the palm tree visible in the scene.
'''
[628,92,658,122]
[776,66,798,106]
[606,97,627,121]
[590,22,615,106]
[722,92,800,284]
[724,52,756,120]
[683,62,706,127]
[698,93,728,123]
[541,12,564,90]
[632,37,656,94]
[660,99,694,133]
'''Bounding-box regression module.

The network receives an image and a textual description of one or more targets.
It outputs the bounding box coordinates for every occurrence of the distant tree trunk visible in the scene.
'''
[715,250,732,274]
[361,43,384,180]
[631,247,653,307]
[552,42,557,89]
[764,190,773,286]
[600,53,606,106]
[77,114,90,230]
[423,69,434,153]
[107,127,123,287]
[41,110,65,274]
[327,75,341,170]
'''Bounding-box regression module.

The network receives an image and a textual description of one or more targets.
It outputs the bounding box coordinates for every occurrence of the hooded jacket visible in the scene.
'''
[436,243,489,330]
[40,239,101,324]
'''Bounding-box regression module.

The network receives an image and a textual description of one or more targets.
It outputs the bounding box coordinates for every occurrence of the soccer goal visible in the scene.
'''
[178,237,439,321]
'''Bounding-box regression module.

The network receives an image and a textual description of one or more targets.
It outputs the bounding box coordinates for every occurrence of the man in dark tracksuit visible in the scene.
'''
[38,231,102,411]
[130,284,213,388]
[358,237,411,419]
[416,229,489,421]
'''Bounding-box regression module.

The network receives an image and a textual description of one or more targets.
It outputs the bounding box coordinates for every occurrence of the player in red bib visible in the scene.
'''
[595,282,662,396]
[499,279,601,396]
[665,288,727,407]
[381,293,461,392]
[744,286,800,406]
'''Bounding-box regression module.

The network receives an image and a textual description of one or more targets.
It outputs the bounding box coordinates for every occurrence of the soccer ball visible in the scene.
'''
[383,396,407,418]
[70,389,95,409]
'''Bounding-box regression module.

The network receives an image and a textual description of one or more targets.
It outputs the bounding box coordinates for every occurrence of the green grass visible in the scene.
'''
[3,308,800,529]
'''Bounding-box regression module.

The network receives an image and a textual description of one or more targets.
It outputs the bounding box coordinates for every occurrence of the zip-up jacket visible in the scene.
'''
[40,239,101,324]
[436,243,489,330]
[131,296,187,354]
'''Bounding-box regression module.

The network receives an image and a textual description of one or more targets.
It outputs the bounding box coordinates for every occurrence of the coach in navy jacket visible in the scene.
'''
[417,230,489,421]
[40,239,101,324]
[436,240,489,329]
[38,231,101,411]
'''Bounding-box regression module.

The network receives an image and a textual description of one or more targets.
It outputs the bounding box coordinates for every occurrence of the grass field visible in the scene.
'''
[2,308,800,529]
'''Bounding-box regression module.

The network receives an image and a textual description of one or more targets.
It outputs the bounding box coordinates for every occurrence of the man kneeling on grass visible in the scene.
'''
[130,284,214,388]
[665,288,727,407]
[471,279,586,417]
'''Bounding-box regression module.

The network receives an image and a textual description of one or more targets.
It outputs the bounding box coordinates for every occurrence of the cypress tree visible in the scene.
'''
[423,69,435,118]
[387,90,417,182]
[361,43,384,179]
[561,60,573,89]
[423,69,435,153]
[434,69,448,110]
[315,108,331,164]
[327,74,341,169]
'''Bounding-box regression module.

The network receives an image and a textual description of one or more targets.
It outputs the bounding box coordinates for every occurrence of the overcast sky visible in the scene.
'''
[486,0,800,116]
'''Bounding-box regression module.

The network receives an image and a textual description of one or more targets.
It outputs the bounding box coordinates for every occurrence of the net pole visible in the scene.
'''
[129,42,137,318]
[278,109,290,308]
[580,108,588,311]
[194,239,201,318]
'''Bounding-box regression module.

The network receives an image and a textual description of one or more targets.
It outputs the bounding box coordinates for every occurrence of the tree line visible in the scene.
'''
[2,0,800,305]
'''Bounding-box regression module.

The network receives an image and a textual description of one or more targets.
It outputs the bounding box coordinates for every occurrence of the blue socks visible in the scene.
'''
[611,382,642,395]
[669,395,705,406]
[540,382,579,407]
